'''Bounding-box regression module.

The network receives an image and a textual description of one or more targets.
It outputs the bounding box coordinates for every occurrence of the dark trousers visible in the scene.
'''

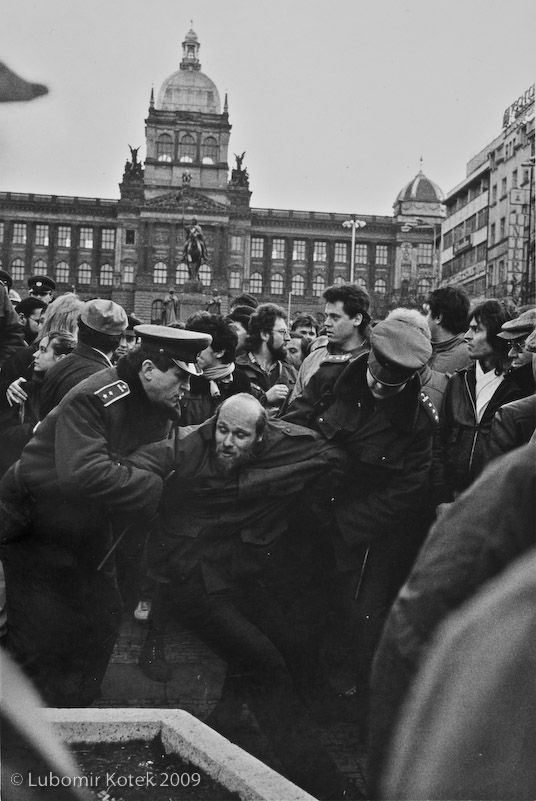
[3,537,122,707]
[151,570,342,800]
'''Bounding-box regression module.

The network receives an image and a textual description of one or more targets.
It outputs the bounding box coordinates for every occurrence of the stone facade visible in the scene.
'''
[0,28,445,322]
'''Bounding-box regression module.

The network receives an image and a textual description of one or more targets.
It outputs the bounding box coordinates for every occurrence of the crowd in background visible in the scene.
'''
[1,267,536,800]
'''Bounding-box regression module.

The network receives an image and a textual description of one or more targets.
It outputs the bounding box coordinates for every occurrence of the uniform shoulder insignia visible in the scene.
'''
[94,380,131,407]
[323,353,353,363]
[419,390,440,425]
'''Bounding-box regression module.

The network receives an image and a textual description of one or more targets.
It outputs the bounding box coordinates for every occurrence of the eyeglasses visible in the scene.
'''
[509,340,526,353]
[273,328,289,336]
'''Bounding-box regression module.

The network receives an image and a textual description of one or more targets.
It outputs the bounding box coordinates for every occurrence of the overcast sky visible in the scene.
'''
[1,0,534,216]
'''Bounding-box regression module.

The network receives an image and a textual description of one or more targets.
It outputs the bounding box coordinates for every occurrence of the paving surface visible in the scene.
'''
[98,614,369,799]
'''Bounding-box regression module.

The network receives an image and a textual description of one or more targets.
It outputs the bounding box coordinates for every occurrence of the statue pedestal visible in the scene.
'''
[183,279,204,294]
[177,289,212,321]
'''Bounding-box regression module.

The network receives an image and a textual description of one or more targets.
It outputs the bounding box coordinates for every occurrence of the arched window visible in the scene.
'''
[153,262,167,284]
[156,133,173,162]
[250,272,263,294]
[175,263,189,285]
[122,263,134,283]
[151,299,163,324]
[100,263,113,286]
[179,134,196,163]
[229,270,241,290]
[356,276,367,289]
[271,273,284,295]
[417,277,432,296]
[78,262,92,285]
[34,258,47,272]
[56,261,70,283]
[374,277,387,295]
[334,275,345,286]
[202,136,218,164]
[291,274,305,295]
[199,264,212,286]
[11,258,25,281]
[312,275,325,297]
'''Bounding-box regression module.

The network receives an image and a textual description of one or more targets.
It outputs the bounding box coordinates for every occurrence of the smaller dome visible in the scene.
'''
[184,28,198,43]
[396,171,445,204]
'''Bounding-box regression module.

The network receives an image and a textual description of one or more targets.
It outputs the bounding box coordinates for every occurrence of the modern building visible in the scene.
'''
[440,83,535,305]
[0,28,444,322]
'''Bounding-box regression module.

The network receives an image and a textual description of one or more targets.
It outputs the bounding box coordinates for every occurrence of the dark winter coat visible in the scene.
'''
[283,351,438,568]
[235,352,297,412]
[368,443,536,793]
[485,392,536,463]
[440,361,535,497]
[127,417,348,591]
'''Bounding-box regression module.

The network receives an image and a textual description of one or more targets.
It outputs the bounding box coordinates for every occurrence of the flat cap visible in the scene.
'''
[525,327,536,352]
[135,323,212,376]
[80,299,128,335]
[497,307,536,340]
[0,269,13,290]
[369,319,432,387]
[28,274,56,293]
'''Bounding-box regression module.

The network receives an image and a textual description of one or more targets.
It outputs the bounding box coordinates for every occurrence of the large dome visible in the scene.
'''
[156,69,221,113]
[396,171,445,204]
[156,28,221,114]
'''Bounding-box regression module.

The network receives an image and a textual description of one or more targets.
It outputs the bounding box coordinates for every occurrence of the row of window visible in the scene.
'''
[251,238,392,264]
[153,262,212,286]
[246,272,389,296]
[5,259,126,285]
[444,209,489,249]
[0,222,116,249]
[156,133,219,164]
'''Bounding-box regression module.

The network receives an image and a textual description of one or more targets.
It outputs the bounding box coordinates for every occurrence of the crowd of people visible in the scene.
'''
[1,269,535,800]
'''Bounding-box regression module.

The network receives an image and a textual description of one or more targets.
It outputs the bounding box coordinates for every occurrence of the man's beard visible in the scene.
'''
[211,443,258,475]
[268,334,287,361]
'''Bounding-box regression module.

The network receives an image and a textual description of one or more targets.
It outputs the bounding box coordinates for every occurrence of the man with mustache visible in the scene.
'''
[1,324,210,708]
[234,303,296,415]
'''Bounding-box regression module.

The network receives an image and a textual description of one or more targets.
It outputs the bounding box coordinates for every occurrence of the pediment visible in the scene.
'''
[145,188,229,214]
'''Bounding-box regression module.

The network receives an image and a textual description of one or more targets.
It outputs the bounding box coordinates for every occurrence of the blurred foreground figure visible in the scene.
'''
[0,62,48,102]
[383,545,536,801]
[369,442,536,795]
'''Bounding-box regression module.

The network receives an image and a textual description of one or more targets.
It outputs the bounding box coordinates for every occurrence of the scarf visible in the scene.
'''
[202,363,235,397]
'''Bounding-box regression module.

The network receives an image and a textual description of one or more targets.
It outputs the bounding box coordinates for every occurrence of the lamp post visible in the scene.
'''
[521,158,535,304]
[342,216,366,284]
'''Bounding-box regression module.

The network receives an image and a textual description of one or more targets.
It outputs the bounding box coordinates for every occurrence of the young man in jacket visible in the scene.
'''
[439,299,533,499]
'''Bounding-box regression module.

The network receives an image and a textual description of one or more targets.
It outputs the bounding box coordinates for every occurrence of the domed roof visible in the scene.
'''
[156,27,221,114]
[156,69,221,113]
[396,171,445,204]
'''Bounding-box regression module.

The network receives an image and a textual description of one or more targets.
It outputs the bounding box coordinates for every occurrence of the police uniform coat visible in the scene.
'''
[3,358,172,706]
[39,342,112,418]
[284,350,437,564]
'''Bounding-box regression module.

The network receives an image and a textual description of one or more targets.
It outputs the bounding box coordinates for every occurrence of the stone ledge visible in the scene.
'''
[45,708,318,801]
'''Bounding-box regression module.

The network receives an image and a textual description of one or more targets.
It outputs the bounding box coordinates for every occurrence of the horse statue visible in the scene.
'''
[182,218,208,282]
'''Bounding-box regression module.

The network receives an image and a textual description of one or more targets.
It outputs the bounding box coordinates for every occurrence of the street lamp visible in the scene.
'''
[342,216,366,284]
[521,158,535,304]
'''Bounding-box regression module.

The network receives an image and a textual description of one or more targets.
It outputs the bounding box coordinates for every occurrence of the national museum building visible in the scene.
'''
[0,28,445,322]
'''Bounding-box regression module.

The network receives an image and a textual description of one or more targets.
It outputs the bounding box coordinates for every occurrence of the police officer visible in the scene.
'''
[284,318,439,727]
[2,324,211,707]
[27,274,56,305]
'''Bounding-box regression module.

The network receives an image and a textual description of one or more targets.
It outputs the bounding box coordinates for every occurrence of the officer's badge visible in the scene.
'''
[94,380,130,407]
